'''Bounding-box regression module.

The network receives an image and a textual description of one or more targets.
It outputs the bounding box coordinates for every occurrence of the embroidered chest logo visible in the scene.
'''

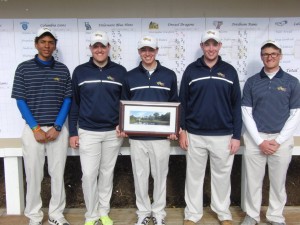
[107,76,115,81]
[217,72,225,78]
[157,81,165,87]
[277,86,286,92]
[54,77,60,81]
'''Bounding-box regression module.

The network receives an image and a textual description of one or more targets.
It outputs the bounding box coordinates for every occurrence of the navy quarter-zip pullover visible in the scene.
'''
[122,61,178,102]
[179,56,242,139]
[122,60,179,140]
[69,57,127,136]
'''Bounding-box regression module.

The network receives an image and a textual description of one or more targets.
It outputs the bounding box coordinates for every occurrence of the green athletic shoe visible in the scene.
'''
[100,216,113,225]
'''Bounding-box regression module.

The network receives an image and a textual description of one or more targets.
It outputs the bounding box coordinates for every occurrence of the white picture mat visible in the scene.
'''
[123,105,177,133]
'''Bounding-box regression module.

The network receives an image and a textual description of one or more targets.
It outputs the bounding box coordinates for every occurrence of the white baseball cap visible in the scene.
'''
[36,27,56,39]
[261,39,281,49]
[90,31,109,46]
[138,36,158,49]
[201,29,221,43]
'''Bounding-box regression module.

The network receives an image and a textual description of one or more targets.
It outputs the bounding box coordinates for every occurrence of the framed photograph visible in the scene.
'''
[119,100,180,137]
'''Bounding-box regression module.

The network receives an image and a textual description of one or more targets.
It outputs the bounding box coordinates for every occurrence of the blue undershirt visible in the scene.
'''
[36,56,53,65]
[17,98,71,129]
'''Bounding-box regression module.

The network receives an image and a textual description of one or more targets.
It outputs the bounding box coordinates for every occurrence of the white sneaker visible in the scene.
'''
[29,220,42,225]
[48,217,70,225]
[268,222,286,225]
[152,217,165,225]
[241,215,257,225]
[135,216,151,225]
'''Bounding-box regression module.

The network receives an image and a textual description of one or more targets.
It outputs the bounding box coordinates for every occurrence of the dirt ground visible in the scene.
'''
[1,155,300,209]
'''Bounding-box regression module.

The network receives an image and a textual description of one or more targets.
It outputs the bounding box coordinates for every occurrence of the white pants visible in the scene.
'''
[79,129,123,222]
[184,133,234,223]
[243,131,293,223]
[129,139,170,219]
[22,125,68,223]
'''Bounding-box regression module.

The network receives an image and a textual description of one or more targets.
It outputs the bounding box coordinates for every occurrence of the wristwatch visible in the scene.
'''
[53,124,62,132]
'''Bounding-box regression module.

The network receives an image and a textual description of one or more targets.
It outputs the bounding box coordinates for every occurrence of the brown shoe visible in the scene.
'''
[220,220,233,225]
[183,220,196,225]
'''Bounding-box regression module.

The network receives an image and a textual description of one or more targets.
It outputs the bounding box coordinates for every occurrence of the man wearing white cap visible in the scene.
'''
[12,27,72,225]
[117,35,178,225]
[68,31,126,225]
[241,40,300,225]
[179,29,242,225]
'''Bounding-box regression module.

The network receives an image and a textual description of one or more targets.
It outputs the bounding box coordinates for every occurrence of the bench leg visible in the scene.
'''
[241,154,246,212]
[4,156,25,215]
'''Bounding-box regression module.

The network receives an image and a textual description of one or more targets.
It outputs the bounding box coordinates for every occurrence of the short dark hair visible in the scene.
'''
[34,32,57,45]
[261,43,282,54]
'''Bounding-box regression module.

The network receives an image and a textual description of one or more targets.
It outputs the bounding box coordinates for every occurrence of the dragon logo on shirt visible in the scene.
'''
[107,76,115,81]
[277,86,287,92]
[157,81,165,87]
[217,72,225,78]
[54,77,60,81]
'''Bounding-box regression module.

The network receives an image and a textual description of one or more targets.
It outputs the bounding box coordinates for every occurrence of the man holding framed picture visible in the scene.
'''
[117,35,178,225]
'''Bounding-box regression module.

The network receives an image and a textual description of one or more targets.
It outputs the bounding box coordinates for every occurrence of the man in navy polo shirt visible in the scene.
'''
[11,27,72,225]
[179,29,242,225]
[68,31,126,225]
[241,40,300,225]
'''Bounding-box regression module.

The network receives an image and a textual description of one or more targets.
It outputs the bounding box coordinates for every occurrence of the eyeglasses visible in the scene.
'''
[261,53,281,58]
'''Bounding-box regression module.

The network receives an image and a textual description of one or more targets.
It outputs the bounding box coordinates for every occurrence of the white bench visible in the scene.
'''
[1,145,300,215]
[0,144,184,215]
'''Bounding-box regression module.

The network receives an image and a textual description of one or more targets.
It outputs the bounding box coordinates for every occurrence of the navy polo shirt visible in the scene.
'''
[11,55,72,125]
[242,68,300,133]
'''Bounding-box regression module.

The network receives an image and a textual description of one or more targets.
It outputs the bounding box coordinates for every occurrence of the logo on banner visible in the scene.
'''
[149,21,159,30]
[20,22,29,30]
[275,20,288,26]
[213,21,223,29]
[85,22,92,30]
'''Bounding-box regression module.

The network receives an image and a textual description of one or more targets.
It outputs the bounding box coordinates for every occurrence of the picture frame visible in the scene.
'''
[119,100,181,137]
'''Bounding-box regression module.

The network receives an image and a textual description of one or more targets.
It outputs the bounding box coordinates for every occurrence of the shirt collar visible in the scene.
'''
[90,56,111,69]
[259,67,284,79]
[197,55,222,68]
[34,54,55,67]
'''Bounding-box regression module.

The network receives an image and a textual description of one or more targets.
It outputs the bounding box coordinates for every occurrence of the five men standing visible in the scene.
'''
[11,26,300,225]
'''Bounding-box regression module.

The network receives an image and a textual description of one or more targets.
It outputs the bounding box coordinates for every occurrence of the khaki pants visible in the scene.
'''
[184,133,234,223]
[78,129,123,222]
[22,125,69,223]
[243,131,293,223]
[129,139,170,220]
